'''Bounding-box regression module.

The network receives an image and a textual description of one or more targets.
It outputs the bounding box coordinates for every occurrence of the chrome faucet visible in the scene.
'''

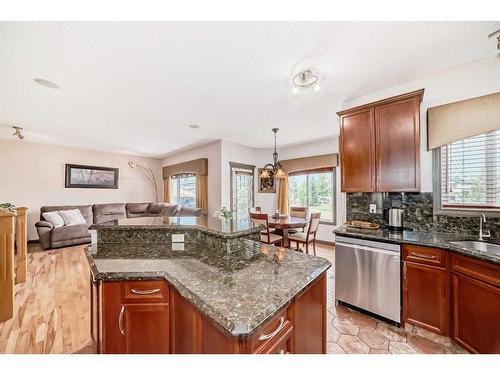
[479,214,491,241]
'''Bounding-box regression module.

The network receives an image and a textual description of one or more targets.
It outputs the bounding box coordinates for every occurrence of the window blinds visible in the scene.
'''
[441,130,500,209]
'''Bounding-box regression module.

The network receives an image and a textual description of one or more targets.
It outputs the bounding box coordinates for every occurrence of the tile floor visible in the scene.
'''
[315,245,468,354]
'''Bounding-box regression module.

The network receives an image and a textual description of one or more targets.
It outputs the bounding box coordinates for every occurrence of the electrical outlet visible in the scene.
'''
[369,204,377,213]
[172,234,185,243]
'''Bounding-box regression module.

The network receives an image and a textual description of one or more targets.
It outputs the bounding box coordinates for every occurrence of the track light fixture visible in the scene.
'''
[12,126,24,140]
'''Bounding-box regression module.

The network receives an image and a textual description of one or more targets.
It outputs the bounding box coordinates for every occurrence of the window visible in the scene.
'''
[440,130,500,210]
[170,173,196,207]
[288,168,335,223]
[230,163,255,219]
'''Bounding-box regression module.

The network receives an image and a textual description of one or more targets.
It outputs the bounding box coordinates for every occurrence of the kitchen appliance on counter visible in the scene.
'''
[384,207,404,231]
[335,235,401,324]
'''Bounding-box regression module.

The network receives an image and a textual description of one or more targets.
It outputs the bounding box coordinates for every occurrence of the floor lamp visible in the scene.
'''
[128,161,159,203]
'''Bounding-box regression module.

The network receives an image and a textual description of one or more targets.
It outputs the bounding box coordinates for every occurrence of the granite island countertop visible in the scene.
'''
[335,225,500,265]
[85,239,331,337]
[90,216,262,239]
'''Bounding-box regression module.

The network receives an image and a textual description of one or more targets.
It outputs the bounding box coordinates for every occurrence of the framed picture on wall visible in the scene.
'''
[258,169,276,193]
[65,164,119,189]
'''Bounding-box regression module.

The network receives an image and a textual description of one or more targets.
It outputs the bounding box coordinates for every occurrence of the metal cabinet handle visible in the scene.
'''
[119,305,125,336]
[130,288,161,295]
[259,317,285,341]
[410,252,437,260]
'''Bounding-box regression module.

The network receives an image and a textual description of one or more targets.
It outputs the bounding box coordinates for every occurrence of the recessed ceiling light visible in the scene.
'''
[33,77,60,89]
[188,124,200,129]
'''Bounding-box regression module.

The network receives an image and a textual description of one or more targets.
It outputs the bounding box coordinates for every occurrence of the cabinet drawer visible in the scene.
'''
[250,310,290,353]
[403,245,447,268]
[450,254,500,288]
[254,321,293,354]
[121,280,169,303]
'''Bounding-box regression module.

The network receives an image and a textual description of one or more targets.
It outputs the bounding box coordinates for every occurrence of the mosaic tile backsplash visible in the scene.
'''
[346,192,500,239]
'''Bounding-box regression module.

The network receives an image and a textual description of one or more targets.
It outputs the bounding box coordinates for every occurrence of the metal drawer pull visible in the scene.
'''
[118,305,125,336]
[259,317,285,341]
[410,252,437,260]
[130,288,161,295]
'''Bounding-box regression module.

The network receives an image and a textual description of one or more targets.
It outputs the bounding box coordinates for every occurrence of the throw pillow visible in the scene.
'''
[42,211,65,228]
[59,209,87,226]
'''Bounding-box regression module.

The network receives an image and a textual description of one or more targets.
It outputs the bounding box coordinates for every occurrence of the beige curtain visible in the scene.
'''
[164,177,171,203]
[196,174,208,215]
[277,177,288,215]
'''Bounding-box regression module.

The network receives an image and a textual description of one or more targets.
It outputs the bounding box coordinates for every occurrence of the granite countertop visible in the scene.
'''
[85,240,331,337]
[90,216,261,238]
[335,225,500,265]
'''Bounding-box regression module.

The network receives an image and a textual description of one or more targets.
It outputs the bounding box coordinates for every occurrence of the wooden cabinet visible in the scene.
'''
[402,245,449,336]
[338,89,423,192]
[450,254,500,354]
[97,273,327,354]
[100,280,170,354]
[339,108,375,192]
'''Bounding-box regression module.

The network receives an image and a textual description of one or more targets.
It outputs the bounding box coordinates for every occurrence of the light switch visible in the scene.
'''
[172,234,185,243]
[369,204,377,213]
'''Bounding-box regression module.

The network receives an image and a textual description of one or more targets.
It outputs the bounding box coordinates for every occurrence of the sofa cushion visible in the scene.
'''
[126,203,150,218]
[93,203,127,224]
[40,205,93,224]
[177,206,204,217]
[51,223,90,243]
[59,209,87,226]
[42,211,65,228]
[148,203,179,217]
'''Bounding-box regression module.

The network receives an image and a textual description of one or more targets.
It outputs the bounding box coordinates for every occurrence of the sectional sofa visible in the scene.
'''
[35,202,204,250]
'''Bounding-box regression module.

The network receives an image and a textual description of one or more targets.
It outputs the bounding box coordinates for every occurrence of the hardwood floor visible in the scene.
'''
[0,243,91,354]
[0,241,466,354]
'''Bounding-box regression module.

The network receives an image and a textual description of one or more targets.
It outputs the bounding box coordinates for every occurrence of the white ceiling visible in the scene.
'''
[0,21,498,157]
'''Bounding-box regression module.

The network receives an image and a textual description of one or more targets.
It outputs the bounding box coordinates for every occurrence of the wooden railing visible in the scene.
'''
[0,207,28,322]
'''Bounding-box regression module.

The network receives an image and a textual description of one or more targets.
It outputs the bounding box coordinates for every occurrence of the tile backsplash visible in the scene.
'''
[346,192,500,239]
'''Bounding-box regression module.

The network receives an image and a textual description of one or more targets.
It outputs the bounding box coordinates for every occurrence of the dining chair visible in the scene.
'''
[251,207,262,213]
[250,212,282,246]
[288,212,321,255]
[288,206,308,234]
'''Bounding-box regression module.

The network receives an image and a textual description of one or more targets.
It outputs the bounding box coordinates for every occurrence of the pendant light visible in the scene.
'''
[260,128,286,179]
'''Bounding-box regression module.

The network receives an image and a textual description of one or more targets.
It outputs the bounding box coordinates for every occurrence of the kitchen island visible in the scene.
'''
[86,217,331,354]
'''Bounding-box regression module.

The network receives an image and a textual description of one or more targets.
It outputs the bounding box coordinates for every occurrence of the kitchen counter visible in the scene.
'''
[85,240,331,337]
[335,226,500,265]
[90,216,261,239]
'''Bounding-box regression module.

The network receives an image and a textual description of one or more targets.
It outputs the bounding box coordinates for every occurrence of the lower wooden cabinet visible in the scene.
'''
[402,245,449,335]
[450,254,500,354]
[96,273,327,354]
[403,261,449,335]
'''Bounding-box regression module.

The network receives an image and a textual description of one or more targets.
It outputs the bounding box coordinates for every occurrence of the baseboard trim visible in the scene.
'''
[316,239,335,247]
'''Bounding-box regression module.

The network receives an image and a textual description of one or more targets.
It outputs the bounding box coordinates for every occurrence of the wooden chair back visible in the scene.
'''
[250,212,270,242]
[251,207,262,213]
[307,212,321,237]
[290,206,307,219]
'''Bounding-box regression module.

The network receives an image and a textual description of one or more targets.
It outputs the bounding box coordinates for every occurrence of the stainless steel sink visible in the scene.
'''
[449,241,500,256]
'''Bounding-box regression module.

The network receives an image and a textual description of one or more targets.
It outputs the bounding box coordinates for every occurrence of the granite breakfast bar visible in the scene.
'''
[86,217,331,354]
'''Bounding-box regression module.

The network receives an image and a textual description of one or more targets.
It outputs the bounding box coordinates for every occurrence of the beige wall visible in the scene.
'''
[0,139,162,240]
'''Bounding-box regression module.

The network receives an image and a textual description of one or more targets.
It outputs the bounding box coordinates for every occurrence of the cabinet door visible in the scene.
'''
[339,108,375,192]
[451,272,500,353]
[123,303,170,354]
[375,97,420,192]
[403,261,448,335]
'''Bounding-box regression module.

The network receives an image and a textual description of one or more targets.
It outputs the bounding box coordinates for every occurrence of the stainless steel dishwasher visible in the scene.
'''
[335,235,401,323]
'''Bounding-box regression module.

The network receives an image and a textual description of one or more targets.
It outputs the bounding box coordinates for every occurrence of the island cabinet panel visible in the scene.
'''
[170,288,203,354]
[375,96,420,192]
[450,254,500,354]
[402,245,449,335]
[339,108,375,192]
[288,273,327,354]
[338,89,423,193]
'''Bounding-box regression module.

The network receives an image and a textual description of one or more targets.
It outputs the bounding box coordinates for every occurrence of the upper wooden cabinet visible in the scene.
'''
[338,89,423,192]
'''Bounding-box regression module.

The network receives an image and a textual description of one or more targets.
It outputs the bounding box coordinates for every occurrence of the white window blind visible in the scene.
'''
[441,130,500,209]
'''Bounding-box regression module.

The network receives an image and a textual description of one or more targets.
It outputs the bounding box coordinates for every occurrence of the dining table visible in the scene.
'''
[268,215,309,248]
